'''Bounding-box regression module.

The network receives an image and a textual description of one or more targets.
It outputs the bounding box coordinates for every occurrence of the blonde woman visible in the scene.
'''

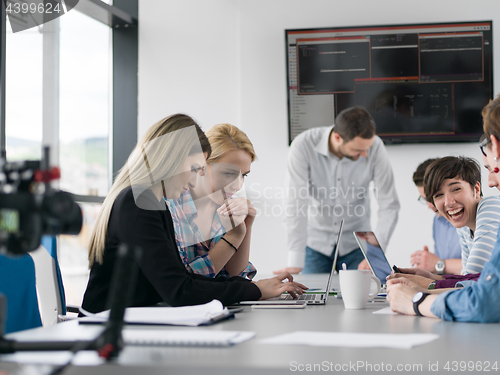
[168,124,257,278]
[81,114,306,313]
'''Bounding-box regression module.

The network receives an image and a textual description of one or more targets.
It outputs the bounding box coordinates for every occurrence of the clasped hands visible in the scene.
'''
[217,197,256,233]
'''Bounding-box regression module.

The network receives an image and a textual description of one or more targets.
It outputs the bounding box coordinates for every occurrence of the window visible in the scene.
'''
[1,0,138,306]
[5,22,43,161]
[59,9,111,197]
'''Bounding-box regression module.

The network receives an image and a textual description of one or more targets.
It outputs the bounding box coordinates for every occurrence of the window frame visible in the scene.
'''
[0,0,139,204]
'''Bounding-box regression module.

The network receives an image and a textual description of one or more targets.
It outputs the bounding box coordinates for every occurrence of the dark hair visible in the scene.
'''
[483,94,500,141]
[423,156,482,203]
[413,158,438,187]
[333,106,376,142]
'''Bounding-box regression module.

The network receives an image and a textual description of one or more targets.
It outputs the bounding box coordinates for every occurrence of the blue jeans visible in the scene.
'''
[302,246,365,274]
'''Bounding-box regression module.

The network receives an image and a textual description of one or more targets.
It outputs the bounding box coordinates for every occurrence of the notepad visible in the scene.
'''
[122,329,255,347]
[80,299,232,326]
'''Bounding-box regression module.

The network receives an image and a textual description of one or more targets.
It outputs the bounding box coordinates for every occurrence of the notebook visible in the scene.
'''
[353,231,393,286]
[122,329,255,347]
[79,300,234,326]
[240,220,344,305]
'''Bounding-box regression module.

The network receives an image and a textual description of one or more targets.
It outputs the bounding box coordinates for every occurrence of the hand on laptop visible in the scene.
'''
[254,272,308,300]
[273,267,302,275]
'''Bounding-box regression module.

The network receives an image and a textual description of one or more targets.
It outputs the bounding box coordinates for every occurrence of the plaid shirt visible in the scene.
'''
[166,191,256,279]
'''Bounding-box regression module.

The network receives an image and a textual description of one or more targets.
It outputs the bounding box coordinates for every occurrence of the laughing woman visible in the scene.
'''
[387,95,500,322]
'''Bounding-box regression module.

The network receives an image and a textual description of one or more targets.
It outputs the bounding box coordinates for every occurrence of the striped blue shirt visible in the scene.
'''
[457,195,500,274]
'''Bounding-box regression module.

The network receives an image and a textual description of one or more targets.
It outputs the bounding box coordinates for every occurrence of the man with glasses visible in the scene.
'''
[410,159,462,275]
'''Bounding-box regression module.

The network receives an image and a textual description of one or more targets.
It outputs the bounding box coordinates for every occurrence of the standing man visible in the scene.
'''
[410,159,462,274]
[274,106,400,274]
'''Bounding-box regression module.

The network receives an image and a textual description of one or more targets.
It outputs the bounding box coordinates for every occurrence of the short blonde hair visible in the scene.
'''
[205,123,256,163]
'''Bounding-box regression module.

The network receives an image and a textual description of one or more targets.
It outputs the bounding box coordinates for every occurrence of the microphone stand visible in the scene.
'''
[0,244,141,369]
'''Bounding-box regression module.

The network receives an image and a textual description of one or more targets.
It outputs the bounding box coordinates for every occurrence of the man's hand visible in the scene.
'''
[357,259,371,270]
[386,278,421,315]
[273,267,303,275]
[410,246,439,272]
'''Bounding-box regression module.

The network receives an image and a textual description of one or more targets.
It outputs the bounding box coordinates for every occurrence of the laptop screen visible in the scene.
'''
[353,231,392,283]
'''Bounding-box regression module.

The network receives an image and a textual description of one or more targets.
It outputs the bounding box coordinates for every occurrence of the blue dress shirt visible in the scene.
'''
[433,215,461,260]
[431,227,500,322]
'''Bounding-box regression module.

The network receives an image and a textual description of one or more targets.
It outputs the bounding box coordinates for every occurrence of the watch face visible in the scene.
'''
[412,291,423,303]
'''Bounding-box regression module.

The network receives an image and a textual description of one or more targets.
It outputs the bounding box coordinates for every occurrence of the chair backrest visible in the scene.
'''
[30,236,67,326]
[0,253,42,334]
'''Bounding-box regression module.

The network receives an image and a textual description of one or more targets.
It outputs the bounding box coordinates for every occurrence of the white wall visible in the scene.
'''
[139,0,500,274]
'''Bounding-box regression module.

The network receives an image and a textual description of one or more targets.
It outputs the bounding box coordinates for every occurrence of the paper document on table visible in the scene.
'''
[260,331,439,349]
[80,299,231,326]
[373,307,397,315]
[123,329,255,347]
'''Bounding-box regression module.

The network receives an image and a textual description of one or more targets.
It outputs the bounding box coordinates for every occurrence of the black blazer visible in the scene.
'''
[81,187,261,314]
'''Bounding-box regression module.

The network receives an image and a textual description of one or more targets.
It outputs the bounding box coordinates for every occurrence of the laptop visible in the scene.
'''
[240,220,344,305]
[353,231,394,286]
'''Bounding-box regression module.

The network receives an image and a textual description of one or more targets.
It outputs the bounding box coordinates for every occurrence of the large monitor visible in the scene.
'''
[286,21,493,144]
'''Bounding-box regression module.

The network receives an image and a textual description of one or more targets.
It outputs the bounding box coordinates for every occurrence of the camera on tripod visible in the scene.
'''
[0,147,82,256]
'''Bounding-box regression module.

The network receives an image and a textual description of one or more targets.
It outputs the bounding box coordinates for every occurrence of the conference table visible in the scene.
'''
[1,274,499,375]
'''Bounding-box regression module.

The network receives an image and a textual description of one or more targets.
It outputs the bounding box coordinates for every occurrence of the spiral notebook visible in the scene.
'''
[79,300,233,327]
[122,329,255,347]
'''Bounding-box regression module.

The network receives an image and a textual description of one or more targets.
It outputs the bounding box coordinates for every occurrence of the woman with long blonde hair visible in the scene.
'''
[168,123,257,278]
[81,114,306,313]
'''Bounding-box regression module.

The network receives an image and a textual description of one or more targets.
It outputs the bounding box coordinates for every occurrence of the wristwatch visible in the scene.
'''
[435,259,445,275]
[412,291,430,316]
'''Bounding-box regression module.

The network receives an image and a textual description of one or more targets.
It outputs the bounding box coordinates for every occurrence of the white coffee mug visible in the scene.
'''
[339,270,381,309]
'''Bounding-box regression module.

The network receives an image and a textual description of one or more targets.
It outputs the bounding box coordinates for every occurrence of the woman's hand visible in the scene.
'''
[243,199,256,227]
[254,273,308,300]
[388,267,444,280]
[218,197,254,230]
[386,272,435,289]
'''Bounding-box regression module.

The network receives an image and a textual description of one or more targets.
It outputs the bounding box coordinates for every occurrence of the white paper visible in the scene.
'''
[373,307,398,315]
[82,299,230,326]
[260,331,439,349]
[123,329,255,347]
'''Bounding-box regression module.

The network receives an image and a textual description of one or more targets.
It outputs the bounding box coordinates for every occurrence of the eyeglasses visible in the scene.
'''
[479,137,491,157]
[417,196,427,205]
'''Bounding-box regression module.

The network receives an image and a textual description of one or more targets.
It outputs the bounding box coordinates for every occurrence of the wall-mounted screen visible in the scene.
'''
[286,21,493,144]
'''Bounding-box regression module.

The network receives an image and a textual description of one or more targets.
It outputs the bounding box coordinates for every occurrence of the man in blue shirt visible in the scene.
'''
[410,159,462,275]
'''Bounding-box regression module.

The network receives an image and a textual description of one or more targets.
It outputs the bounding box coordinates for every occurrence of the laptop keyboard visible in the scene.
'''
[280,294,318,301]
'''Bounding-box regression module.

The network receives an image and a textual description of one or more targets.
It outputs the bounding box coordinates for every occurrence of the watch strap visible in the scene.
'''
[413,292,430,316]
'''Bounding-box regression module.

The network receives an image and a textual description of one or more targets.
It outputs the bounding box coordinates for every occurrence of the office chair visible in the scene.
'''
[30,236,80,326]
[0,253,43,334]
